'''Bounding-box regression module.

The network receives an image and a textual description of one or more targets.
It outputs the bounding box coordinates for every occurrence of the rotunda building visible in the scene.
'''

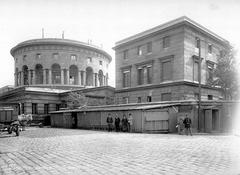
[11,38,112,88]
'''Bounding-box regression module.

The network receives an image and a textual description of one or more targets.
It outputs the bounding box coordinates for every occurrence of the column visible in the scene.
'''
[32,70,35,85]
[103,75,106,86]
[28,71,31,85]
[106,74,108,86]
[49,69,52,84]
[82,71,86,86]
[61,69,64,85]
[92,73,95,87]
[14,73,17,87]
[21,71,24,85]
[43,69,46,84]
[144,67,148,84]
[95,73,98,87]
[78,71,81,85]
[66,69,69,85]
[18,72,21,86]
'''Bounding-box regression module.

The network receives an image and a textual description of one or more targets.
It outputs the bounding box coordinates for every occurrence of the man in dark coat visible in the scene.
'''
[183,115,192,136]
[122,115,128,132]
[106,114,113,132]
[115,115,120,132]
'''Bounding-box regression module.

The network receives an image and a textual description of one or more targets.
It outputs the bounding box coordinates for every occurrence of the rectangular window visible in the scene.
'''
[21,103,25,114]
[123,70,131,87]
[208,95,213,100]
[99,60,102,65]
[32,103,38,114]
[161,93,171,101]
[122,97,129,104]
[44,104,49,114]
[194,93,199,100]
[36,53,41,59]
[162,60,172,81]
[163,36,170,48]
[137,45,143,56]
[147,96,152,102]
[123,50,128,59]
[71,55,77,61]
[207,63,214,82]
[147,42,152,53]
[193,61,199,82]
[195,37,200,48]
[147,66,153,84]
[137,97,141,103]
[56,104,60,111]
[137,68,144,85]
[208,44,212,54]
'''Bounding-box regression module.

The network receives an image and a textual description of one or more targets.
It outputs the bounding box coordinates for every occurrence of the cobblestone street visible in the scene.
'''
[0,128,240,175]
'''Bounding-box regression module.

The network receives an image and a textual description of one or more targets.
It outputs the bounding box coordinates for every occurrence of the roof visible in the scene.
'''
[114,16,228,49]
[10,38,112,62]
[25,87,69,93]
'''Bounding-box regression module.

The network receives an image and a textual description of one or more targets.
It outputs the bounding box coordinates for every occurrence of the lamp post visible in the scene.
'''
[197,37,201,132]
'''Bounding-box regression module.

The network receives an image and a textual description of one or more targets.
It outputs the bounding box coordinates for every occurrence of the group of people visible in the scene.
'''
[176,114,192,136]
[106,113,133,132]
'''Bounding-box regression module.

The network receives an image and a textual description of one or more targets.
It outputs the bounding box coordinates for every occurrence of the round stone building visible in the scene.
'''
[11,38,112,88]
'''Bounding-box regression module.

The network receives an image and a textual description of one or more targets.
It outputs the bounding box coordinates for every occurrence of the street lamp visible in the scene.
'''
[197,37,201,132]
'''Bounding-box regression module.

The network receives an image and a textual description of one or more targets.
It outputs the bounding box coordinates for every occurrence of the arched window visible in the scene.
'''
[86,67,93,86]
[22,65,28,85]
[98,70,103,86]
[35,64,43,84]
[69,65,78,85]
[52,64,61,84]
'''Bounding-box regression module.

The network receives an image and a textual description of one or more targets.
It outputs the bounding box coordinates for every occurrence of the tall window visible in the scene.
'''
[207,62,214,82]
[147,66,153,84]
[99,60,103,65]
[123,49,128,59]
[147,96,152,102]
[23,55,27,61]
[87,57,92,63]
[195,37,200,48]
[208,95,213,100]
[32,103,38,114]
[161,93,171,101]
[21,103,25,114]
[122,97,129,104]
[36,53,41,59]
[137,68,144,85]
[137,45,143,56]
[193,61,199,82]
[44,104,49,114]
[162,60,172,81]
[71,55,77,61]
[123,70,131,87]
[137,97,141,103]
[147,42,152,53]
[208,44,212,54]
[163,36,170,48]
[56,104,60,111]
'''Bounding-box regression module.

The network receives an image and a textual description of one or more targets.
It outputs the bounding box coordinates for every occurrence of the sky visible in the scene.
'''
[0,0,240,88]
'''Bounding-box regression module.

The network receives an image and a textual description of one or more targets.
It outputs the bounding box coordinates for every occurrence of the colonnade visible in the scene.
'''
[15,68,108,87]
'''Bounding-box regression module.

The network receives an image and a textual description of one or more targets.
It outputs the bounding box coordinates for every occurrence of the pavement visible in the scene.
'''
[0,127,240,175]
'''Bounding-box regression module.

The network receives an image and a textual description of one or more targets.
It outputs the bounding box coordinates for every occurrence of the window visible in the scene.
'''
[162,60,172,81]
[147,66,153,84]
[163,36,170,48]
[44,104,49,114]
[161,93,171,101]
[32,103,38,114]
[56,104,61,111]
[194,93,199,100]
[21,103,25,114]
[23,55,27,61]
[87,57,92,63]
[147,96,152,102]
[137,97,141,103]
[99,60,102,65]
[53,53,59,59]
[137,68,144,85]
[71,55,77,61]
[208,95,213,100]
[206,62,214,82]
[193,61,199,82]
[137,45,143,56]
[122,70,131,87]
[36,53,41,59]
[122,97,129,104]
[123,50,128,59]
[208,44,212,54]
[15,58,18,63]
[147,42,152,53]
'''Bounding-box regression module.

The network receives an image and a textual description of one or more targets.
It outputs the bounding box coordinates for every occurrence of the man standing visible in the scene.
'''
[128,113,133,133]
[183,114,192,136]
[106,114,113,132]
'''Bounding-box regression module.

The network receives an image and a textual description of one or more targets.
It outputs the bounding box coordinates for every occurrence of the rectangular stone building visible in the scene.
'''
[113,16,229,104]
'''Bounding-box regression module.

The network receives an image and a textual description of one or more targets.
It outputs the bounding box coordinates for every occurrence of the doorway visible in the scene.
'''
[212,110,219,131]
[72,112,78,129]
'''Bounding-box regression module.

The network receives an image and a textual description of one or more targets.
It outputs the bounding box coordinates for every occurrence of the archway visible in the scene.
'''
[86,67,93,86]
[69,65,78,85]
[35,64,43,84]
[52,64,61,84]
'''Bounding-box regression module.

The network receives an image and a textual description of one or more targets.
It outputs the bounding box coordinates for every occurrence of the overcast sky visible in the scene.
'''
[0,0,240,88]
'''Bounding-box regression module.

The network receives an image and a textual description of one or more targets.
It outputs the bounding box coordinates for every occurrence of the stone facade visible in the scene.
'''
[11,38,112,87]
[113,16,228,104]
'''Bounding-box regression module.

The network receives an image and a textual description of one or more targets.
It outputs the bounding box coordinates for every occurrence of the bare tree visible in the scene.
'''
[66,91,88,109]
